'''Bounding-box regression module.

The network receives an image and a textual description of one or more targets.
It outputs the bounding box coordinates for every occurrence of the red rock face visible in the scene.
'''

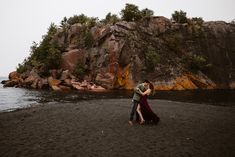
[61,49,85,72]
[7,17,235,91]
[8,71,19,80]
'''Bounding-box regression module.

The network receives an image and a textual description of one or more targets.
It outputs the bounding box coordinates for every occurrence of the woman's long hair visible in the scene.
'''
[149,83,155,95]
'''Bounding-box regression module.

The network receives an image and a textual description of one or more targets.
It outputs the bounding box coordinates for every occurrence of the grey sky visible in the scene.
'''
[0,0,234,76]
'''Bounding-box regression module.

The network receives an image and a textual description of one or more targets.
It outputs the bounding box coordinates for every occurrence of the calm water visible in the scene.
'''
[0,77,234,112]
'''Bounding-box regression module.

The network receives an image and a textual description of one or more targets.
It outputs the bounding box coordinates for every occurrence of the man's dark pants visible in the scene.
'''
[129,100,139,121]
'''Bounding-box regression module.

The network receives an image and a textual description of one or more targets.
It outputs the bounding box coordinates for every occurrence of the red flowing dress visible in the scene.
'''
[136,95,160,124]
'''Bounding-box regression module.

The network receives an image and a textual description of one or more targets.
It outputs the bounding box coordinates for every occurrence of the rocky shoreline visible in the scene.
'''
[0,70,219,91]
[0,99,234,157]
[3,17,235,91]
[2,70,107,92]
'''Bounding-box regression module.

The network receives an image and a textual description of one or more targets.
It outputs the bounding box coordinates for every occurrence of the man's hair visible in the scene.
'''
[143,80,150,84]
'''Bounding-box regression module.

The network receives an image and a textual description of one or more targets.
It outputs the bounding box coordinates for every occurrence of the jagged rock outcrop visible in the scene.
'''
[3,16,235,90]
[61,49,85,71]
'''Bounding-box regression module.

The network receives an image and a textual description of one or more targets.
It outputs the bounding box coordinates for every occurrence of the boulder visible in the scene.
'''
[38,78,48,89]
[22,69,41,88]
[49,69,61,79]
[31,78,39,89]
[3,80,19,87]
[64,79,72,86]
[70,80,90,90]
[90,84,106,92]
[58,85,71,92]
[60,70,70,80]
[24,75,38,86]
[70,79,107,91]
[48,76,61,87]
[80,80,88,88]
[95,72,115,89]
[1,80,7,84]
[8,71,19,80]
[71,81,85,90]
[61,49,85,71]
[51,85,62,91]
[73,85,84,90]
[17,78,24,86]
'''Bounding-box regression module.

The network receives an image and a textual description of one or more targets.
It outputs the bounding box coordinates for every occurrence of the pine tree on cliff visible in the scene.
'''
[120,3,154,22]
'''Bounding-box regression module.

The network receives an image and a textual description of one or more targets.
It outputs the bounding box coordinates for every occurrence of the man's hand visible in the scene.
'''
[135,88,142,95]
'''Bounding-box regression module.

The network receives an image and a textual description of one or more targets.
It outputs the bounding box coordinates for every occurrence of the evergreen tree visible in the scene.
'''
[120,3,142,21]
[172,10,188,23]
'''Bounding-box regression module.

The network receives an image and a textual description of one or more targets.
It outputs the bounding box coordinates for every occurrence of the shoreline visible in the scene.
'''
[1,84,235,113]
[0,95,234,114]
[0,99,234,157]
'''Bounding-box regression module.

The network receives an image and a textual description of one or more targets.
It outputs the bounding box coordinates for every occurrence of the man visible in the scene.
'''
[129,80,150,125]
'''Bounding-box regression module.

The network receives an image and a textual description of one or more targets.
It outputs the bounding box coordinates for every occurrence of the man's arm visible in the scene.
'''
[134,84,142,94]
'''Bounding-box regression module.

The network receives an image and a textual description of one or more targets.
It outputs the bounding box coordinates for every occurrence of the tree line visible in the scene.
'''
[17,3,204,76]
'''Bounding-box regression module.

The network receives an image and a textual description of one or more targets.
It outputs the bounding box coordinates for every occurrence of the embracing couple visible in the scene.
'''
[129,80,160,125]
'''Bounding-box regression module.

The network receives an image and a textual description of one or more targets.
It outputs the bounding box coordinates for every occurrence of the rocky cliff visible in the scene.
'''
[3,16,235,91]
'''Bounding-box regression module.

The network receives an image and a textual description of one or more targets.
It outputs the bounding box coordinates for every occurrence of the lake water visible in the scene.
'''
[0,77,234,112]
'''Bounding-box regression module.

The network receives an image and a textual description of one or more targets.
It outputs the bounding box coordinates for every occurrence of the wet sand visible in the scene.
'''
[0,99,234,157]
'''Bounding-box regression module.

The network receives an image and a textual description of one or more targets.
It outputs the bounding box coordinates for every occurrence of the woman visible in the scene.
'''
[136,83,160,125]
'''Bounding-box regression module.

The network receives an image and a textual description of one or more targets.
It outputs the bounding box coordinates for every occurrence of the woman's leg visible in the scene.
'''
[136,104,145,124]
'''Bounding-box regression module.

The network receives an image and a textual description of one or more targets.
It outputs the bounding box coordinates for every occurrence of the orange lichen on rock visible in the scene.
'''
[174,75,198,90]
[153,73,217,90]
[115,65,134,90]
[153,75,197,91]
[48,77,61,87]
[186,73,216,89]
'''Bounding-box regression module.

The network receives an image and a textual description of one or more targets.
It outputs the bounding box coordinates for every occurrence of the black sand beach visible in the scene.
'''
[0,99,234,157]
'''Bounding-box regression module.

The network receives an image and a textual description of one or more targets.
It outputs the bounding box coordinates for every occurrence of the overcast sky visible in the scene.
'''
[0,0,234,76]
